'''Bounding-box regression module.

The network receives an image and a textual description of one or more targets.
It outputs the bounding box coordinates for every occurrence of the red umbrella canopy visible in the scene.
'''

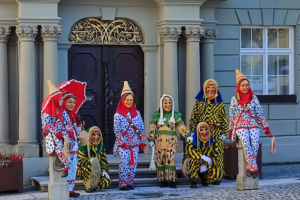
[57,79,87,114]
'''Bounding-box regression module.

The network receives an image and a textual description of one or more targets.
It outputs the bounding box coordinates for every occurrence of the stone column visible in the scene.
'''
[236,139,259,190]
[185,27,203,123]
[141,44,159,154]
[200,27,218,86]
[159,26,182,109]
[16,25,39,157]
[41,25,62,99]
[0,26,11,152]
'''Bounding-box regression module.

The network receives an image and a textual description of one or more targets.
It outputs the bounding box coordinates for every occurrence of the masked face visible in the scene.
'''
[206,84,216,98]
[240,80,250,94]
[91,130,101,145]
[124,94,134,108]
[66,98,76,111]
[199,125,209,141]
[162,97,172,112]
[58,96,64,106]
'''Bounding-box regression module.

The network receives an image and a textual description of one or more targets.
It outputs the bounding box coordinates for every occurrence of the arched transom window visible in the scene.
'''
[69,18,144,45]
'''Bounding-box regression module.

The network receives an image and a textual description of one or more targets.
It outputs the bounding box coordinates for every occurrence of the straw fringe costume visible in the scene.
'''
[148,94,191,183]
[77,127,111,190]
[188,79,228,183]
[229,70,276,174]
[113,81,147,189]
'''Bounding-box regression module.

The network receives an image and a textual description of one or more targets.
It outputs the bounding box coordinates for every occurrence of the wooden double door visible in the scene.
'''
[68,45,144,153]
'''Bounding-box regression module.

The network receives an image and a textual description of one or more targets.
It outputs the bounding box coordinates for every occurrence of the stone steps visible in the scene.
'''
[31,176,191,192]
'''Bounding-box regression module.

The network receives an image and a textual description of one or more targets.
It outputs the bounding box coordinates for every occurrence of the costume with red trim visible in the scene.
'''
[229,70,276,174]
[113,81,147,189]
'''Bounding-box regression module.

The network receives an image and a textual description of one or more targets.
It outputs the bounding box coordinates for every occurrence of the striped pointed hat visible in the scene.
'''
[121,81,134,97]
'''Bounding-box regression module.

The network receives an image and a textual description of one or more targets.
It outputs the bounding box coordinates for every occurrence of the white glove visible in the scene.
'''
[200,165,208,173]
[201,155,212,165]
[221,135,226,141]
[149,141,155,147]
[186,136,193,142]
[102,171,110,179]
[191,132,194,137]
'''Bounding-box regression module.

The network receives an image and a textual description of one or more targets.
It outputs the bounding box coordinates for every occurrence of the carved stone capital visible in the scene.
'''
[16,25,38,41]
[185,26,204,42]
[41,25,62,41]
[202,27,218,40]
[0,26,11,42]
[159,26,182,42]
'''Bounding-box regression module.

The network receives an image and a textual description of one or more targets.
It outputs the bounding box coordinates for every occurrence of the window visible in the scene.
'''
[240,27,294,95]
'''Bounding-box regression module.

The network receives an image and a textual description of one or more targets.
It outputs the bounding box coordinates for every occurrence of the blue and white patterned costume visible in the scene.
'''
[114,111,147,188]
[62,110,79,193]
[229,95,267,172]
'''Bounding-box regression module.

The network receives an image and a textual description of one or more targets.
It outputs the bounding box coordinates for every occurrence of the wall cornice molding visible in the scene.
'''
[157,19,203,26]
[16,17,61,25]
[16,0,60,5]
[59,0,156,6]
[140,44,159,53]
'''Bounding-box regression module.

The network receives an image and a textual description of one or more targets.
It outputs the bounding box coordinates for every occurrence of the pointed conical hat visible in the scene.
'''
[121,81,133,97]
[47,80,62,98]
[235,69,248,85]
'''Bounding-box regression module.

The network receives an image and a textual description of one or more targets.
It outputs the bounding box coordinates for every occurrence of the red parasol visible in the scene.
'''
[57,79,87,114]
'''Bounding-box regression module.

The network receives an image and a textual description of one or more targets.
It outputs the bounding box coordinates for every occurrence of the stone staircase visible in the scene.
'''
[31,154,190,191]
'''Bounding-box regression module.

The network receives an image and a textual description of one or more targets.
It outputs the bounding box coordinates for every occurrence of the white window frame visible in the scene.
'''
[240,26,294,95]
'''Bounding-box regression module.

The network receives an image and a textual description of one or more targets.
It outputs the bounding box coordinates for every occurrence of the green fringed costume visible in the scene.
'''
[77,127,111,190]
[188,79,228,183]
[148,94,191,183]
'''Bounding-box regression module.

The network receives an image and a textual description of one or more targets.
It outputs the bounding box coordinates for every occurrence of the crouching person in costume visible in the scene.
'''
[113,81,147,191]
[41,80,72,177]
[77,126,111,193]
[147,94,193,188]
[189,79,228,185]
[182,122,214,189]
[229,70,276,178]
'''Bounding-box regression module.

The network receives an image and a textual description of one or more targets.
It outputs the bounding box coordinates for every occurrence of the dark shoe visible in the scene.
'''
[61,170,68,177]
[128,185,134,190]
[85,188,94,193]
[246,171,252,177]
[69,192,80,198]
[190,182,197,189]
[211,181,220,185]
[199,173,209,186]
[119,186,130,191]
[93,188,97,192]
[252,172,258,179]
[168,182,177,188]
[159,181,168,188]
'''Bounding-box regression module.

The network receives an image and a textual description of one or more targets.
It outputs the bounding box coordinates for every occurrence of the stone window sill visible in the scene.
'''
[256,95,297,104]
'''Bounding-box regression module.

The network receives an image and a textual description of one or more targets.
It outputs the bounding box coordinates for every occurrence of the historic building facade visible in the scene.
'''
[0,0,300,173]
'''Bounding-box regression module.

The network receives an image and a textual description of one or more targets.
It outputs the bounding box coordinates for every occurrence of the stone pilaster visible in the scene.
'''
[159,26,182,109]
[16,25,39,157]
[185,26,203,123]
[0,26,11,152]
[41,25,62,99]
[200,27,218,85]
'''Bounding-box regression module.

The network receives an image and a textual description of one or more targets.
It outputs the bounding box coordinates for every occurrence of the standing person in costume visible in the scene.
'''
[147,94,193,188]
[113,81,147,191]
[229,69,276,178]
[189,79,228,185]
[61,92,81,197]
[182,122,215,189]
[41,80,72,177]
[77,126,111,193]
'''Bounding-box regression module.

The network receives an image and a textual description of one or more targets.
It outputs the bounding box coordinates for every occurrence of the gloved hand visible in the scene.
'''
[67,130,75,141]
[220,135,226,141]
[55,131,63,139]
[102,171,110,179]
[263,127,274,138]
[200,165,208,173]
[42,128,49,137]
[149,142,155,147]
[201,155,212,165]
[191,132,194,137]
[186,136,193,142]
